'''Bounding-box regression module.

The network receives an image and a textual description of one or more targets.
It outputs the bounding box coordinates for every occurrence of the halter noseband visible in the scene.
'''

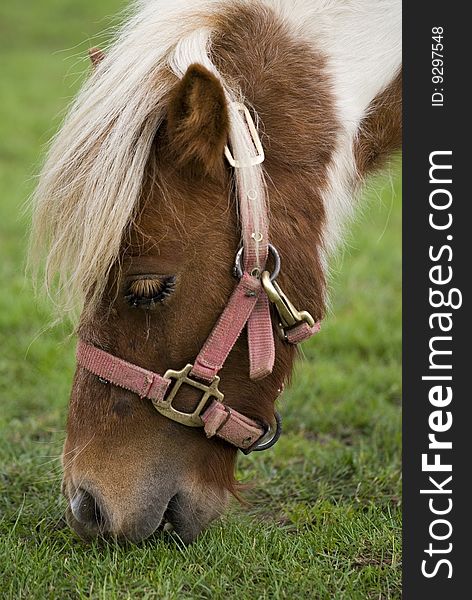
[76,103,320,453]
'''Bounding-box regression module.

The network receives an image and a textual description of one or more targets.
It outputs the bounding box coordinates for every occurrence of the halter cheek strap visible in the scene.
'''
[190,273,267,382]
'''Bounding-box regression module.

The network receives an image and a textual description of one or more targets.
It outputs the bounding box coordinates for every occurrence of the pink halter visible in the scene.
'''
[76,103,320,453]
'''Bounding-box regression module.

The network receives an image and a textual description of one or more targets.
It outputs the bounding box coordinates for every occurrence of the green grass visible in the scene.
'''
[0,2,402,598]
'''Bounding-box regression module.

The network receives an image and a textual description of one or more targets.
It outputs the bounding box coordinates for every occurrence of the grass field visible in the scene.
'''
[0,1,402,598]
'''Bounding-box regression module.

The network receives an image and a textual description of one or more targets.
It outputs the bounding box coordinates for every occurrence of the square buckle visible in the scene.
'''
[152,364,224,427]
[224,102,265,168]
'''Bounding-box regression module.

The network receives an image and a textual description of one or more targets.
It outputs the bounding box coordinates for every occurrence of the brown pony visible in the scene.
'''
[31,0,402,543]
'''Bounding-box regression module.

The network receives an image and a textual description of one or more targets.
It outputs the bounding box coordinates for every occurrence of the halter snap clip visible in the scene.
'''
[261,271,315,341]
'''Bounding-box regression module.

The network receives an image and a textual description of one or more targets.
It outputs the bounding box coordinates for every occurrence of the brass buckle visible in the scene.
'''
[152,364,224,427]
[261,271,315,341]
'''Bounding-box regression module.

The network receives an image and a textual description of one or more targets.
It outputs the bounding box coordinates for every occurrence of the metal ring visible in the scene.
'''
[268,245,281,280]
[247,411,282,453]
[233,244,281,281]
[233,246,244,278]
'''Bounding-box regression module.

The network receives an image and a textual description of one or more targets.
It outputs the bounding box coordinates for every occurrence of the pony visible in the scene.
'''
[31,0,402,543]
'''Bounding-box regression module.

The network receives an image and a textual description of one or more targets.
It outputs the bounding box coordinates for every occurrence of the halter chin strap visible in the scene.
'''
[76,102,321,452]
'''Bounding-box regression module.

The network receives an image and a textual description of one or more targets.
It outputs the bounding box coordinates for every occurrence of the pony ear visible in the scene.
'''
[88,47,105,69]
[167,64,229,177]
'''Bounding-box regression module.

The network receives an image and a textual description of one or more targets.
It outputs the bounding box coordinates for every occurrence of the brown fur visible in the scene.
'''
[354,69,402,176]
[63,4,401,543]
[88,47,105,68]
[167,64,229,178]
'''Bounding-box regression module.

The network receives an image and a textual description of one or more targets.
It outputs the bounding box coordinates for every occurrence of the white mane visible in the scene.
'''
[31,0,267,322]
[31,0,401,321]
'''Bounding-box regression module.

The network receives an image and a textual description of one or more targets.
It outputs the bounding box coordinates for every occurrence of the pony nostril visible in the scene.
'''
[70,488,105,529]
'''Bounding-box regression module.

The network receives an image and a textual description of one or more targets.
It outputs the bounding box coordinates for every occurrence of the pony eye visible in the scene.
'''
[125,275,176,309]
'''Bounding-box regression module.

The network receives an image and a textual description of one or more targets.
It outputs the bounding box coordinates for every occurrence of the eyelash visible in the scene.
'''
[125,275,176,309]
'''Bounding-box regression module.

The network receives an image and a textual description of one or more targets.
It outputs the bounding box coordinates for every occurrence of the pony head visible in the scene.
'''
[31,0,401,542]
